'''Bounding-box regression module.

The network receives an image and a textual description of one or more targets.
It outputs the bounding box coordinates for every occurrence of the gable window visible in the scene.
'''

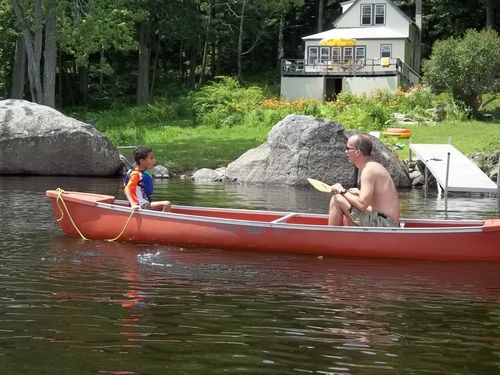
[308,47,318,64]
[361,4,372,25]
[361,3,385,25]
[380,44,392,58]
[375,4,386,24]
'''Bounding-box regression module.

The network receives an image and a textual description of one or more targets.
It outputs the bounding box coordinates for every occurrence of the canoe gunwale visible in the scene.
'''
[46,190,500,261]
[95,202,489,235]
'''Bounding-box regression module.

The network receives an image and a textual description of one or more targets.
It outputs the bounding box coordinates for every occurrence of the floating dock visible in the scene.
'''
[410,144,497,194]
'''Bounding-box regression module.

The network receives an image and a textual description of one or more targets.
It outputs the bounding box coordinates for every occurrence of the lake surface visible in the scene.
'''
[1,176,499,374]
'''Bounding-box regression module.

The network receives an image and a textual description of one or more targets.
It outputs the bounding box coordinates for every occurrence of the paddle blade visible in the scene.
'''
[307,178,332,193]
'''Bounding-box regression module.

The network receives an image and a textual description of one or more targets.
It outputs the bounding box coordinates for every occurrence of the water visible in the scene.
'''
[1,176,499,374]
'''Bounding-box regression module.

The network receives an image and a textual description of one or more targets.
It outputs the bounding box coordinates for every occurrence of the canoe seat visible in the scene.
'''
[272,212,298,223]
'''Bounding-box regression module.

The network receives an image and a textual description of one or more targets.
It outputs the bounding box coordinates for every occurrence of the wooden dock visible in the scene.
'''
[410,144,497,194]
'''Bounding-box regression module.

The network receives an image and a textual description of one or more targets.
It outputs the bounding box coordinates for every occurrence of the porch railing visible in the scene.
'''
[281,58,404,76]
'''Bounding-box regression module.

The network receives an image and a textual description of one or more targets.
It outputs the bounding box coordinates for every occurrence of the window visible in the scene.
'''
[308,47,318,64]
[320,47,331,62]
[343,47,354,61]
[361,4,385,25]
[331,47,341,62]
[375,4,385,24]
[380,44,392,58]
[355,46,366,60]
[361,4,372,25]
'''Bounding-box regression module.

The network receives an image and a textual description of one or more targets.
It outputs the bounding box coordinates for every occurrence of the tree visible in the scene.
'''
[423,28,500,113]
[0,0,17,99]
[59,0,138,104]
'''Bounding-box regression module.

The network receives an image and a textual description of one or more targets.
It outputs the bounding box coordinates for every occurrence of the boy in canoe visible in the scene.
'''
[124,146,171,211]
[328,133,400,227]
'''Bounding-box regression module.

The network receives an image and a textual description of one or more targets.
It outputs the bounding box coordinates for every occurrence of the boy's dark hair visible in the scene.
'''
[352,133,373,156]
[133,146,152,164]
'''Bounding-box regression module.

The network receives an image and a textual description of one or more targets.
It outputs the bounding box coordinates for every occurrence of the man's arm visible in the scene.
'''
[349,167,376,211]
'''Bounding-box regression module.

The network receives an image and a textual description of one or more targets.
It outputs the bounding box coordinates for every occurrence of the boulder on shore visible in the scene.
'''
[225,114,411,188]
[0,99,121,176]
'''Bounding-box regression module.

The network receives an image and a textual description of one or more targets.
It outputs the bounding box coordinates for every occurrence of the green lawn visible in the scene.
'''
[392,120,500,159]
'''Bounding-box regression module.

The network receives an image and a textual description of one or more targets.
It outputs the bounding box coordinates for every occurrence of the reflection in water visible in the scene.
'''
[0,176,499,374]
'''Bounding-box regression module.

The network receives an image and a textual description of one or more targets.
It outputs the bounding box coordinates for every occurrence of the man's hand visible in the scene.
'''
[331,183,345,195]
[131,204,141,211]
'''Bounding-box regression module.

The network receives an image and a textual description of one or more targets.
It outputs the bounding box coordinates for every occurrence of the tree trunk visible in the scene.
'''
[78,64,89,105]
[10,36,26,99]
[10,0,43,103]
[137,19,151,105]
[317,0,324,33]
[237,0,246,80]
[58,51,63,107]
[149,36,160,100]
[189,44,197,89]
[210,40,217,78]
[43,0,57,108]
[34,0,42,68]
[277,14,284,69]
[99,48,104,94]
[199,0,213,86]
[484,0,495,29]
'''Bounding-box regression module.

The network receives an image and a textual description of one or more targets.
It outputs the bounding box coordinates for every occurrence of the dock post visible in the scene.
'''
[497,154,500,212]
[444,152,451,212]
[409,138,412,162]
[424,166,428,196]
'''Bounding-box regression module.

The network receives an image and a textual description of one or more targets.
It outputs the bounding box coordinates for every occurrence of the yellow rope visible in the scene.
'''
[105,207,137,242]
[55,188,137,243]
[55,188,89,240]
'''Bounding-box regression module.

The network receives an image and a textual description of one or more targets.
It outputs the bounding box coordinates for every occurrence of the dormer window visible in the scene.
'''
[361,4,386,25]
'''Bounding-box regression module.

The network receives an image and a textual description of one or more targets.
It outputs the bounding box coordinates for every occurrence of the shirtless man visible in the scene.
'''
[328,133,400,227]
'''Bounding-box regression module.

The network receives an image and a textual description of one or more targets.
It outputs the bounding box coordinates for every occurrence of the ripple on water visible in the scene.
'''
[1,178,500,373]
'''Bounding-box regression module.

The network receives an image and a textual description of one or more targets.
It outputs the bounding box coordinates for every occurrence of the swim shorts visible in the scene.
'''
[348,206,399,227]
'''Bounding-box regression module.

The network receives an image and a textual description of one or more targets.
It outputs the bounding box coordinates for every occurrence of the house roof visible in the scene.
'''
[333,0,416,28]
[303,26,408,41]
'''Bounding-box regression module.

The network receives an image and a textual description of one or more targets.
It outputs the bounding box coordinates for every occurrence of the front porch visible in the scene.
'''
[280,58,420,102]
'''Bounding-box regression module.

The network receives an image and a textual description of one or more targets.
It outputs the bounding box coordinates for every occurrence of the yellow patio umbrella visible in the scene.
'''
[319,38,357,47]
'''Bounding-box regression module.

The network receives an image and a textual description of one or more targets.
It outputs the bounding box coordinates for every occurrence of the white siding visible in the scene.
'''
[280,77,325,101]
[365,39,405,60]
[344,76,399,95]
[336,0,410,35]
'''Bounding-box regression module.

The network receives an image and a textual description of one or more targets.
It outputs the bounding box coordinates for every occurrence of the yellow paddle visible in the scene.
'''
[307,178,333,193]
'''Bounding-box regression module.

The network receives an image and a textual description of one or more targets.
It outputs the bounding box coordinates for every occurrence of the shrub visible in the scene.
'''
[192,76,264,127]
[423,28,500,113]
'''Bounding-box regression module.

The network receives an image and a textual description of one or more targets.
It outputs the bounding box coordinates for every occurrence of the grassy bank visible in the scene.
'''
[71,78,499,173]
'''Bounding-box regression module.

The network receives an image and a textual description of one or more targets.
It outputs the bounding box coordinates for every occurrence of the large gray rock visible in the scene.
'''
[0,99,121,175]
[225,114,411,188]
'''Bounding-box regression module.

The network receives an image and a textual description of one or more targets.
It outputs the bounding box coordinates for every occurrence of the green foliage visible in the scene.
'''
[423,28,500,113]
[69,78,499,172]
[59,0,139,66]
[192,76,265,127]
[0,1,16,99]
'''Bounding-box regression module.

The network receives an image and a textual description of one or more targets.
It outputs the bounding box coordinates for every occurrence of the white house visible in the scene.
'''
[281,0,422,101]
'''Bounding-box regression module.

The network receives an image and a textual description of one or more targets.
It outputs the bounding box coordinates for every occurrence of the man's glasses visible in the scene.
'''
[345,146,358,151]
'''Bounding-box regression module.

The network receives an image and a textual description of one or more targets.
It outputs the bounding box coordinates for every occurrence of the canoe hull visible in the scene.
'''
[46,190,500,261]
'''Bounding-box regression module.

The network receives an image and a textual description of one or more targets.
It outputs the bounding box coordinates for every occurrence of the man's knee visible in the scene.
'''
[329,194,344,209]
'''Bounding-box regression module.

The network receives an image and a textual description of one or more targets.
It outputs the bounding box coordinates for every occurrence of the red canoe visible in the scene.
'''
[46,190,500,261]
